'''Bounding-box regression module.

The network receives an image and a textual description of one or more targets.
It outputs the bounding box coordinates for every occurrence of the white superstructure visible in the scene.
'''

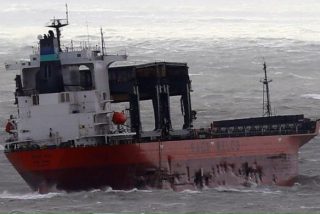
[6,19,128,147]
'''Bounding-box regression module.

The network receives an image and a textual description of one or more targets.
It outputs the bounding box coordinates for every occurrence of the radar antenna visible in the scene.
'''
[46,4,69,52]
[260,61,272,117]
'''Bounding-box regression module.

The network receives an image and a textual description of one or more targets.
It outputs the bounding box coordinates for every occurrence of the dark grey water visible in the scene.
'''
[1,37,320,212]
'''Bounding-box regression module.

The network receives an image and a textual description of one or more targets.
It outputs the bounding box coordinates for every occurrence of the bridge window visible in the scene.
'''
[32,95,39,105]
[79,65,92,90]
[63,65,94,91]
[60,93,70,103]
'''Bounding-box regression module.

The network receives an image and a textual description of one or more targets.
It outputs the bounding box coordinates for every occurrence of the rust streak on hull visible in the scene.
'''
[5,133,316,192]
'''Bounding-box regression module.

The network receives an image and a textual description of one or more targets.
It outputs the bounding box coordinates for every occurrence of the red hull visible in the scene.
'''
[5,132,317,192]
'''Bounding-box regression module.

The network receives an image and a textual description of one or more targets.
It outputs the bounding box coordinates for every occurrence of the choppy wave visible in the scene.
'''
[293,175,320,186]
[305,158,320,162]
[189,72,204,76]
[274,71,283,75]
[180,189,201,194]
[300,206,320,210]
[301,94,320,100]
[102,187,152,193]
[0,191,63,200]
[288,73,314,80]
[214,186,282,195]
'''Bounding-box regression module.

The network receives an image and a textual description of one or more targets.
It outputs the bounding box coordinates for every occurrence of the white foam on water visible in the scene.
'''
[104,187,152,193]
[302,94,320,100]
[189,72,204,76]
[163,202,186,207]
[289,73,314,80]
[306,158,320,162]
[294,182,302,186]
[0,190,63,200]
[180,189,201,194]
[150,202,186,207]
[301,206,320,209]
[90,189,101,193]
[0,144,4,150]
[214,186,281,195]
[274,71,283,75]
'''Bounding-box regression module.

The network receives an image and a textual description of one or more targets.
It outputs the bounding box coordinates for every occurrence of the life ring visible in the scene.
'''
[5,121,15,134]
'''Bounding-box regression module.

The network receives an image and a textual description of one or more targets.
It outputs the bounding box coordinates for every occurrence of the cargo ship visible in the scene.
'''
[3,13,320,193]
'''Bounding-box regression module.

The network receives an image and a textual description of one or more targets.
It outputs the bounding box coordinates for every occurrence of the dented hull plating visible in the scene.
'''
[5,133,316,192]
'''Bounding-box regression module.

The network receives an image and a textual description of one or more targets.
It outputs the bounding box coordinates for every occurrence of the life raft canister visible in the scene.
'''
[5,121,15,134]
[112,112,127,125]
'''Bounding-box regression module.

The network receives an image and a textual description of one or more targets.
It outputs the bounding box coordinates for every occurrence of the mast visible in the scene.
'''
[46,4,69,52]
[260,61,272,117]
[86,20,90,48]
[100,28,105,55]
[65,4,69,25]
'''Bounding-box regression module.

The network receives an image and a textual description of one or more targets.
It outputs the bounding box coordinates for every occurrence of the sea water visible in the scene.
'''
[1,0,320,212]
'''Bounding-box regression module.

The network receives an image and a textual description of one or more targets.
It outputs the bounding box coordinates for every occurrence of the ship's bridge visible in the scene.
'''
[11,47,126,97]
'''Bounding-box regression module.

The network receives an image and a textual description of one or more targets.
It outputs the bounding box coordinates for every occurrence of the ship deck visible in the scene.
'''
[4,114,318,153]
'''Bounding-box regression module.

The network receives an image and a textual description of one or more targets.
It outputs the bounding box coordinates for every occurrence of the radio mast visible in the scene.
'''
[261,61,272,117]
